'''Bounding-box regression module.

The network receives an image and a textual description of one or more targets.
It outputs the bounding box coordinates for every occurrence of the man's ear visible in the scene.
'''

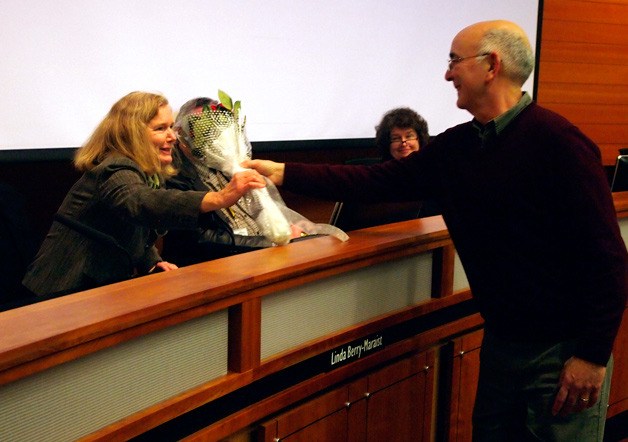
[487,52,498,72]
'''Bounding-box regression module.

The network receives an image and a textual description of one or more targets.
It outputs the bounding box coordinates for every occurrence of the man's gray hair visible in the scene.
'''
[479,28,535,86]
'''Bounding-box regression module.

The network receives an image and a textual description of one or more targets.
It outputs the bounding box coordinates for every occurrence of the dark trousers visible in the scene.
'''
[473,331,612,441]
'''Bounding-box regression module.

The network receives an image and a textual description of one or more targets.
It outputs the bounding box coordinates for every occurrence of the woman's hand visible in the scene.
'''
[200,169,266,212]
[241,159,285,186]
[153,261,178,272]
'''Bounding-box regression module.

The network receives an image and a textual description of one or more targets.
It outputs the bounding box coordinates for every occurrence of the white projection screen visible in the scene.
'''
[0,1,539,151]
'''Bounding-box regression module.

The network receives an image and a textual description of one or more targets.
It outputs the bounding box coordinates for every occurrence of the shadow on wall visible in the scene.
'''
[0,183,39,309]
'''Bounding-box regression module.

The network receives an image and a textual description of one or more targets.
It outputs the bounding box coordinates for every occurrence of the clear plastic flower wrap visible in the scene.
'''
[176,91,349,245]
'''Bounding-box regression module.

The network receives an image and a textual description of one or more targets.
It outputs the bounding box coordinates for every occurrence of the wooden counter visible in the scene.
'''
[0,193,626,441]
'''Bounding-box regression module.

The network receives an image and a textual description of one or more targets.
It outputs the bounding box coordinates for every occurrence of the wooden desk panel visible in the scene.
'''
[0,216,456,440]
[0,193,625,441]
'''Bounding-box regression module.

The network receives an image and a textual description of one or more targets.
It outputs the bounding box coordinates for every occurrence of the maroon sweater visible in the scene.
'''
[284,102,627,366]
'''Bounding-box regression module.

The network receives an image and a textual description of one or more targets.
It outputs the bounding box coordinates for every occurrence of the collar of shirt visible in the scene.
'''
[472,92,532,146]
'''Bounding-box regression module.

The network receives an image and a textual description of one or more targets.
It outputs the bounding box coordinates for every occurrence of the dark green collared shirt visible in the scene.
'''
[473,92,533,147]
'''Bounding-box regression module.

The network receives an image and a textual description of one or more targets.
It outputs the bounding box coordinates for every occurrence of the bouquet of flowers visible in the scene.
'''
[179,90,348,245]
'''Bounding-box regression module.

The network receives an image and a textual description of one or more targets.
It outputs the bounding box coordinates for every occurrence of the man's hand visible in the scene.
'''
[241,159,285,186]
[551,356,606,416]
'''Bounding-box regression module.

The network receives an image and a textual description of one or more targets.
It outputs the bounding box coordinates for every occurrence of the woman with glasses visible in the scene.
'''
[375,107,429,161]
[373,107,440,217]
[328,107,439,230]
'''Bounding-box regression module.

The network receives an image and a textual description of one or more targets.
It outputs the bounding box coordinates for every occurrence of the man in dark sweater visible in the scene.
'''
[245,20,628,441]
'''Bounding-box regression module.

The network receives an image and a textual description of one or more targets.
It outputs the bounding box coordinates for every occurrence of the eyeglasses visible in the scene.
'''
[390,135,418,147]
[447,53,490,70]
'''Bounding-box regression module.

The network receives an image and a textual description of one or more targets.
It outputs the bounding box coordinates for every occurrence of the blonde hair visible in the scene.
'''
[75,91,173,176]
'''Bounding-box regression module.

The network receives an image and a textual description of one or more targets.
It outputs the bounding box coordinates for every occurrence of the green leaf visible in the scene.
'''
[233,101,241,120]
[218,89,233,110]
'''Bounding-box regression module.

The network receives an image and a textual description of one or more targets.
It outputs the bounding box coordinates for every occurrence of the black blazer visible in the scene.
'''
[23,156,206,297]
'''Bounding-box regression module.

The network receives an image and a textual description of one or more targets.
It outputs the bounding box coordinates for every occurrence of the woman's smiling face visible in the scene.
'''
[147,105,176,165]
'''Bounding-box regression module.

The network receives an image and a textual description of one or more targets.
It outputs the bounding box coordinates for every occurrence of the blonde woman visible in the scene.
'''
[23,91,265,298]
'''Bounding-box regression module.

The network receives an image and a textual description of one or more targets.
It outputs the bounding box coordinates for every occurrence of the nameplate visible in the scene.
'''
[328,333,384,369]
